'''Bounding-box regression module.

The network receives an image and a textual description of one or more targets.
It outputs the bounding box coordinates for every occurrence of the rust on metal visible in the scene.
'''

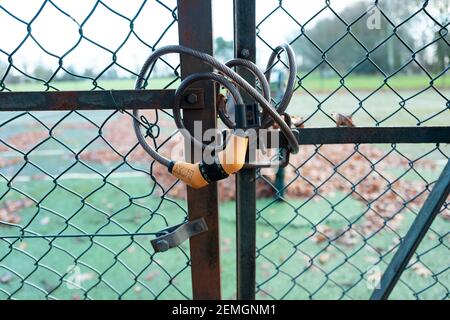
[0,88,204,111]
[260,127,450,148]
[178,0,221,300]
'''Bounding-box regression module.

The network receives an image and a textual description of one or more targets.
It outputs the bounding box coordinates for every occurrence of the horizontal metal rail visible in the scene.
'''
[0,88,204,111]
[269,127,450,147]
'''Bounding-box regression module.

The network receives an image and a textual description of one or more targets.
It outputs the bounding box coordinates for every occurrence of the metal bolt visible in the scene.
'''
[192,222,203,233]
[155,240,170,252]
[241,48,250,58]
[185,93,198,104]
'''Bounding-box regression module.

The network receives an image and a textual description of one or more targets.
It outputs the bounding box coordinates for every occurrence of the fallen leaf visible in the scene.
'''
[318,253,331,265]
[291,115,305,129]
[364,256,379,264]
[335,228,359,247]
[314,233,329,244]
[412,263,432,278]
[441,209,450,221]
[75,273,94,283]
[221,246,231,253]
[258,288,273,297]
[7,131,48,152]
[40,216,50,226]
[261,232,271,239]
[144,270,160,281]
[313,225,333,244]
[331,112,355,127]
[18,241,28,250]
[261,263,272,271]
[0,272,14,284]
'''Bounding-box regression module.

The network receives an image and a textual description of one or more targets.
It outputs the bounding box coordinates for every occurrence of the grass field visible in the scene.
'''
[0,177,448,299]
[5,73,450,92]
[0,76,449,300]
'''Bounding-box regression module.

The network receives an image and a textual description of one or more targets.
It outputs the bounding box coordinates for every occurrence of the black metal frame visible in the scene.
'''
[232,0,450,301]
[234,0,257,301]
[265,127,450,147]
[371,160,450,300]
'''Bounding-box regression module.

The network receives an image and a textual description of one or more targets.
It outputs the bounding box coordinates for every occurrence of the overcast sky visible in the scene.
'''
[0,0,364,77]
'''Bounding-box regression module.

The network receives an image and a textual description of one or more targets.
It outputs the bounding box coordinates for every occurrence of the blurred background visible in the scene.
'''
[0,0,448,300]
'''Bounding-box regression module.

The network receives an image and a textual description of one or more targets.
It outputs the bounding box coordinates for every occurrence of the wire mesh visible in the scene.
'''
[0,0,192,300]
[0,0,449,301]
[254,0,449,300]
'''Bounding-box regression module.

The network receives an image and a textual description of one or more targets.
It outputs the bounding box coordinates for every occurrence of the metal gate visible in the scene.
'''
[0,0,449,300]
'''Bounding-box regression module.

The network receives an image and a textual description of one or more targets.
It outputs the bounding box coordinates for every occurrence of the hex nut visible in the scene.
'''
[185,93,198,104]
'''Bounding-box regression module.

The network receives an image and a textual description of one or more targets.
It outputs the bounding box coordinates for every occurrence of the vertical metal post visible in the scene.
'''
[177,0,221,300]
[234,0,256,300]
[370,160,450,300]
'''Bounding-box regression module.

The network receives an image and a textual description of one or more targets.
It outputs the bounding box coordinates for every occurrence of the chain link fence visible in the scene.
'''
[254,0,449,299]
[0,0,449,300]
[0,0,192,299]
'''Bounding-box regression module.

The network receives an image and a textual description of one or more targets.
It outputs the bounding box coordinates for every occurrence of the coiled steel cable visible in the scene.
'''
[262,43,297,128]
[172,72,244,150]
[133,45,299,169]
[134,72,243,168]
[218,58,271,128]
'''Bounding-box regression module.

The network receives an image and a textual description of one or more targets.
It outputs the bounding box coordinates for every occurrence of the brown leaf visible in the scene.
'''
[216,93,227,113]
[222,237,232,246]
[261,232,271,239]
[314,233,329,244]
[291,115,305,129]
[7,131,48,152]
[261,263,272,271]
[331,112,355,127]
[221,246,231,253]
[412,263,432,278]
[441,209,450,221]
[313,225,333,244]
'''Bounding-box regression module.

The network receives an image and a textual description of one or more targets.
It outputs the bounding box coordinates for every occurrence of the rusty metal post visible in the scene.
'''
[177,0,221,300]
[234,0,257,300]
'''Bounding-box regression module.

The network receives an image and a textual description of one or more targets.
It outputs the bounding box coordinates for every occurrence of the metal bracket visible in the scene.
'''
[151,218,208,253]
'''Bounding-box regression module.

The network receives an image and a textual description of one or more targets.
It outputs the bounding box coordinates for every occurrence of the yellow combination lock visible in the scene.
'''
[168,134,249,189]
